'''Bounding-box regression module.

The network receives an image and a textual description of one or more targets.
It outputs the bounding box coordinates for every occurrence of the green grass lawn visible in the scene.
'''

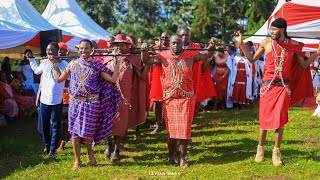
[0,103,319,179]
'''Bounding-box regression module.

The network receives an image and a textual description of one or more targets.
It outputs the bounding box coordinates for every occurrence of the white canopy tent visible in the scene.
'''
[42,0,112,51]
[245,0,320,51]
[0,20,38,49]
[0,0,57,50]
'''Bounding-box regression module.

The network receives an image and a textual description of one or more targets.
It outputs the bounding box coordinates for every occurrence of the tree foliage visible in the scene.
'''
[29,0,275,42]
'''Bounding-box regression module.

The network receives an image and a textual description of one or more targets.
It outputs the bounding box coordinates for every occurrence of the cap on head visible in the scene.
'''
[58,42,68,50]
[112,34,130,44]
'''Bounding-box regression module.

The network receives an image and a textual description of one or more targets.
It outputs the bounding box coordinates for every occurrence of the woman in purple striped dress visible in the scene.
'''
[53,39,119,170]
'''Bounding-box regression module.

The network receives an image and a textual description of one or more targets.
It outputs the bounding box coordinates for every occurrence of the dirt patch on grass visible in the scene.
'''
[262,175,288,180]
[303,136,320,142]
[305,125,319,129]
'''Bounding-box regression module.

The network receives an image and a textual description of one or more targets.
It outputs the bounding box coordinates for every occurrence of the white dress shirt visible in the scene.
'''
[18,64,34,84]
[30,58,68,105]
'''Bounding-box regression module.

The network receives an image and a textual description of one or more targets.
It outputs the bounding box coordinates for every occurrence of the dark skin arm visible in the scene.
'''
[194,37,218,62]
[141,46,163,65]
[234,31,266,63]
[294,50,320,69]
[201,58,212,73]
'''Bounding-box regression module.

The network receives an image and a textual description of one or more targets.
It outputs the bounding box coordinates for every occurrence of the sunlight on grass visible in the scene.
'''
[0,104,319,179]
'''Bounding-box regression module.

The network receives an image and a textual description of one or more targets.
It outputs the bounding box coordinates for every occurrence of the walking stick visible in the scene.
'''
[242,34,320,40]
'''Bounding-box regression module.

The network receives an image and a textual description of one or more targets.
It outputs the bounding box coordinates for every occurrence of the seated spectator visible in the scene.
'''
[0,71,35,119]
[18,49,40,98]
[1,56,13,82]
[11,71,27,96]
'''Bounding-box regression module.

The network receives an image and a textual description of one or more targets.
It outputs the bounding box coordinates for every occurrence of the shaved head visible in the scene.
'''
[179,27,191,46]
[170,34,183,55]
[161,32,170,47]
[161,32,169,38]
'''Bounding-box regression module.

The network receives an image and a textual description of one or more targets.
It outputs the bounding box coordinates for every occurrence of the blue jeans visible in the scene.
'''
[39,103,63,153]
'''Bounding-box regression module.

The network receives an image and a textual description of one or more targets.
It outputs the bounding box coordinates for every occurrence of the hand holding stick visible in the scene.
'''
[233,31,243,43]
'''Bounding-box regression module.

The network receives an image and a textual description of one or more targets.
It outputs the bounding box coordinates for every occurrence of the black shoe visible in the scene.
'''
[167,157,175,165]
[187,139,193,150]
[48,151,55,158]
[180,158,189,168]
[104,146,113,158]
[43,147,50,154]
[150,127,161,135]
[110,152,121,163]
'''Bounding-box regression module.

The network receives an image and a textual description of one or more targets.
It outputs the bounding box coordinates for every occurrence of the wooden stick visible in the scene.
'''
[194,42,235,46]
[243,34,320,40]
[38,56,78,59]
[184,48,226,51]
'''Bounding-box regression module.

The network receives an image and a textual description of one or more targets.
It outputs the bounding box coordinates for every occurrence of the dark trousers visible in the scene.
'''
[37,107,45,145]
[39,103,63,153]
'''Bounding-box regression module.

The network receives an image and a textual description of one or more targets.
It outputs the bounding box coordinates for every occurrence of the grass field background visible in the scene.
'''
[0,103,319,179]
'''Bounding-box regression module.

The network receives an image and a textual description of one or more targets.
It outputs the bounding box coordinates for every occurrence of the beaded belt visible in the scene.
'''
[262,79,289,86]
[71,93,99,102]
[237,68,246,71]
[217,67,227,71]
[234,82,245,85]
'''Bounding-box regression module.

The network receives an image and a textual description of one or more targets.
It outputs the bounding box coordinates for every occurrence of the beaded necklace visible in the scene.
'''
[163,57,194,100]
[69,59,93,100]
[115,57,131,108]
[260,39,291,97]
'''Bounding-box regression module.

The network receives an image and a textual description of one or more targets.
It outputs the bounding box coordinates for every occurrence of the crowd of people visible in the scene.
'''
[1,17,320,170]
[0,52,37,125]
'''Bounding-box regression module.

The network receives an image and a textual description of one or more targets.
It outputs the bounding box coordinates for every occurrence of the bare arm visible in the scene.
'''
[238,40,266,63]
[196,50,215,62]
[234,31,266,63]
[53,61,72,83]
[142,55,163,65]
[201,58,212,73]
[140,43,163,65]
[295,52,319,69]
[195,37,218,62]
[100,65,119,83]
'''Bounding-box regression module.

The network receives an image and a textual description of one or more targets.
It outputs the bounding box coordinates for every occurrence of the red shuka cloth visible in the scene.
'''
[259,39,313,129]
[213,63,229,101]
[232,62,249,104]
[150,47,216,139]
[149,43,216,103]
[102,55,146,136]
